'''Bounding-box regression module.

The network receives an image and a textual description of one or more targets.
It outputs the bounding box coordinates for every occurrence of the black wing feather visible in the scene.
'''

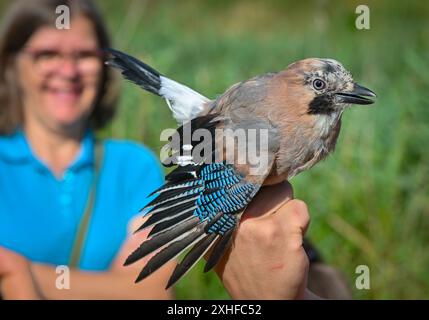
[165,233,218,289]
[125,217,200,266]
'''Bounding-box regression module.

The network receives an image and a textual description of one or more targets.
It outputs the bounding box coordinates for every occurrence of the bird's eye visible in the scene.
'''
[312,78,326,91]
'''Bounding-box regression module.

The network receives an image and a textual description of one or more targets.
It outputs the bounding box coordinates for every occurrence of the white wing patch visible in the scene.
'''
[160,76,211,123]
[177,144,196,167]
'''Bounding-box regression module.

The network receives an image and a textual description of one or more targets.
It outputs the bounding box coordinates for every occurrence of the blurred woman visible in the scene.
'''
[0,0,174,299]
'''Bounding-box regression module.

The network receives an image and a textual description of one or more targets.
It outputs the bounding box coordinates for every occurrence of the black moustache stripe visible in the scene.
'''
[308,95,335,115]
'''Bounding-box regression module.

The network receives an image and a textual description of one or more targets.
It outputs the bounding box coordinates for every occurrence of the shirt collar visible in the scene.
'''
[0,128,96,170]
[0,129,32,163]
[69,129,95,170]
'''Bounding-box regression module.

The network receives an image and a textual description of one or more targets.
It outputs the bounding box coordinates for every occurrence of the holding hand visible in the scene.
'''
[216,181,314,299]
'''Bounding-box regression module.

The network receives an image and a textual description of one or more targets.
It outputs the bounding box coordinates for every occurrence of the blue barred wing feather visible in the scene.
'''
[124,162,260,288]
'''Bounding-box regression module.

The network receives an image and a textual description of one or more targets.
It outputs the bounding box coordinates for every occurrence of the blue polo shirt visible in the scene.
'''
[0,130,164,271]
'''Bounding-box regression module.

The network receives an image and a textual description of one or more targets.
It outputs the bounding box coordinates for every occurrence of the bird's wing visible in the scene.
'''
[213,72,277,115]
[125,114,279,288]
[106,48,212,123]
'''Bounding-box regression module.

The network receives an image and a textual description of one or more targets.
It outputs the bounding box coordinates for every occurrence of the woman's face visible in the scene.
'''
[16,15,102,133]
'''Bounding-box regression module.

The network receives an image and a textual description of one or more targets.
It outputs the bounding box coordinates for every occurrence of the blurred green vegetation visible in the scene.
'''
[0,0,424,299]
[96,0,429,299]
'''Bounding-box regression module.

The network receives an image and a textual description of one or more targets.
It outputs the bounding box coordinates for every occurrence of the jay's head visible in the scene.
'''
[280,58,376,115]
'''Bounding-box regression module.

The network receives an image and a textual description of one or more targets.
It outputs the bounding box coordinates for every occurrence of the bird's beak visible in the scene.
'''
[335,83,377,105]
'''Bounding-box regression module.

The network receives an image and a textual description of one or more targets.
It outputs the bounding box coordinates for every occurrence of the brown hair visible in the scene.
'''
[0,0,119,135]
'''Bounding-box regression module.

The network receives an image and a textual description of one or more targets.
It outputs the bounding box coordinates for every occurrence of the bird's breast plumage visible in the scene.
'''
[273,111,342,179]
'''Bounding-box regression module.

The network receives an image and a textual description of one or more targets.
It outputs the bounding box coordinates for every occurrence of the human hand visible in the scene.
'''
[215,181,312,299]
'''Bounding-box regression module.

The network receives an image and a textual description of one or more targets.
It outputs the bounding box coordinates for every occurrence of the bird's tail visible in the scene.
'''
[105,48,211,123]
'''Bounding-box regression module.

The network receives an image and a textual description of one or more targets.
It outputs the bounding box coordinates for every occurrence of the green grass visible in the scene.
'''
[96,0,429,299]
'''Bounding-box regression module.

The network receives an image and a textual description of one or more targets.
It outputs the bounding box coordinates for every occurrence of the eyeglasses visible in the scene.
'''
[20,48,104,75]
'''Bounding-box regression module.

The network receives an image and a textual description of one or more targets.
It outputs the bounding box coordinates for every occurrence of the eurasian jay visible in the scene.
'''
[106,49,376,288]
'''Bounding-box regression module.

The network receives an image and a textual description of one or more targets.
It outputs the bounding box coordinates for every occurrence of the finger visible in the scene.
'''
[273,199,311,249]
[276,199,310,231]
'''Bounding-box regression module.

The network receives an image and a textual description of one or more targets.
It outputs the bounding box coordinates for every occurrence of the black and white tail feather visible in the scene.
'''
[105,48,211,124]
[106,49,264,289]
